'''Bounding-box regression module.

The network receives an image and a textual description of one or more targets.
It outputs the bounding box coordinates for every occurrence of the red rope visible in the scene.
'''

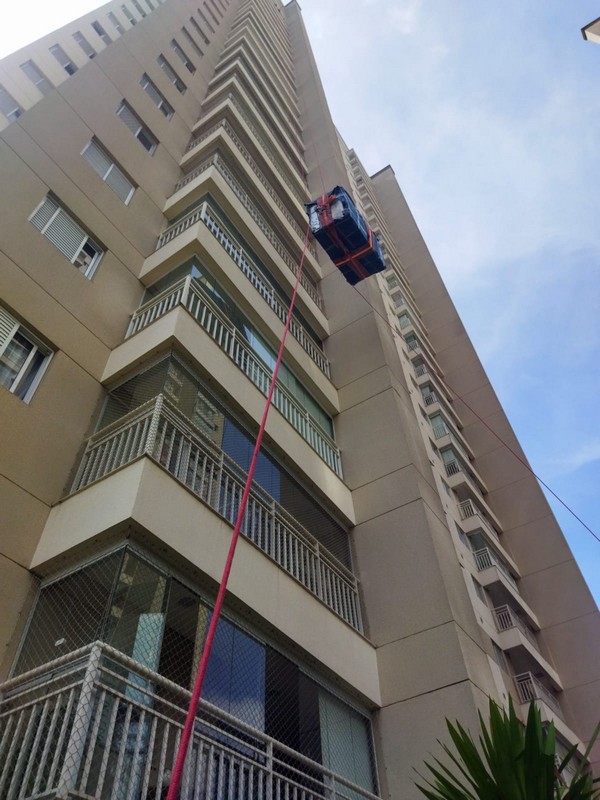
[166,223,312,800]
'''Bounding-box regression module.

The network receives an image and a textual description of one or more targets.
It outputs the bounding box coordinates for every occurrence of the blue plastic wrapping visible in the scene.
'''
[306,186,386,285]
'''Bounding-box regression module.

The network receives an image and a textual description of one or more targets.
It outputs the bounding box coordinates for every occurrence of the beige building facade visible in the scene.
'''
[0,0,598,797]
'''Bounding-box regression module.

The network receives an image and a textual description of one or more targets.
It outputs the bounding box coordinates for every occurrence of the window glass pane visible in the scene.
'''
[157,579,199,688]
[14,346,45,399]
[319,690,375,793]
[14,552,122,674]
[105,165,134,202]
[0,332,32,389]
[103,552,167,669]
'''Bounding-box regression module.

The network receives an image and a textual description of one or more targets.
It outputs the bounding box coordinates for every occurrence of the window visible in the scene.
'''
[20,61,52,95]
[107,11,125,34]
[72,31,96,59]
[139,74,173,118]
[471,575,487,605]
[170,39,195,73]
[203,0,219,26]
[157,55,186,93]
[116,101,158,153]
[0,306,52,402]
[81,140,135,203]
[29,195,103,277]
[50,44,77,75]
[131,0,147,17]
[91,20,112,44]
[491,641,507,671]
[0,85,23,121]
[181,26,203,58]
[121,4,137,25]
[197,6,214,34]
[190,16,209,45]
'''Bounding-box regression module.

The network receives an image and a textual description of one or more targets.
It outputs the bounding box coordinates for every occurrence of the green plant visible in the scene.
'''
[416,699,599,800]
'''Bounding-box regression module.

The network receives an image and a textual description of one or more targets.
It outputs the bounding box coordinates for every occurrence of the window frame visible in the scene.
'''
[0,307,53,403]
[157,54,187,93]
[116,101,158,153]
[0,85,23,122]
[72,31,97,59]
[20,60,53,95]
[139,73,174,118]
[81,139,136,204]
[50,44,78,75]
[170,38,196,73]
[29,195,103,278]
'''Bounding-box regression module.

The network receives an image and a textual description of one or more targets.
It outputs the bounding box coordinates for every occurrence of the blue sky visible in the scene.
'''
[1,2,599,604]
[299,0,600,604]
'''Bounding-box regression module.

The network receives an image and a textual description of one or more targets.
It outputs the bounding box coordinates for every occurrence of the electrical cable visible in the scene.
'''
[352,283,600,545]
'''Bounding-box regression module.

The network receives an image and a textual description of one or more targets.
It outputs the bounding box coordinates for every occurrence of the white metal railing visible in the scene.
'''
[414,363,427,378]
[493,605,539,649]
[444,459,461,477]
[458,499,501,541]
[514,672,564,720]
[0,643,381,800]
[473,547,518,589]
[187,104,305,205]
[157,190,322,309]
[131,248,328,378]
[126,278,336,470]
[423,392,437,406]
[177,148,315,257]
[72,397,357,629]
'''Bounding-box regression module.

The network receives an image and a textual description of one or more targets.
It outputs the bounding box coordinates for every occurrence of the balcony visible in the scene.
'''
[177,148,316,260]
[139,207,328,375]
[458,499,502,542]
[126,268,337,472]
[0,643,381,800]
[473,548,518,590]
[72,396,358,629]
[432,424,475,463]
[188,91,306,206]
[160,176,321,310]
[443,454,488,495]
[514,672,564,720]
[493,605,539,648]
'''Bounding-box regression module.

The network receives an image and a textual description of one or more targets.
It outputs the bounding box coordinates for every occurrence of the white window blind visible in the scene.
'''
[30,195,103,277]
[82,140,135,203]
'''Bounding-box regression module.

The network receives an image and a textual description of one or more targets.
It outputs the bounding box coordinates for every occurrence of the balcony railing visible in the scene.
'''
[0,643,381,800]
[176,149,317,258]
[72,396,357,628]
[423,392,437,406]
[134,243,327,379]
[458,499,501,542]
[493,605,539,649]
[158,188,322,310]
[188,103,305,205]
[514,672,564,720]
[473,547,518,589]
[414,363,427,378]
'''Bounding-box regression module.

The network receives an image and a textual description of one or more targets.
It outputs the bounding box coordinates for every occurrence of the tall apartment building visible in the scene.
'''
[0,0,598,797]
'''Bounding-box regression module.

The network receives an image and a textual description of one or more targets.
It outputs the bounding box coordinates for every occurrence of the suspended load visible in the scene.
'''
[306,186,386,285]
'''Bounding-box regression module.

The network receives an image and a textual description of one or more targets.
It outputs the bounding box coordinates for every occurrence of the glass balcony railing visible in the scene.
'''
[0,643,381,800]
[71,396,356,627]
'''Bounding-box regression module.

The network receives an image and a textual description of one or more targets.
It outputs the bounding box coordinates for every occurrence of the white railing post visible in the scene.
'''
[145,395,164,458]
[180,274,192,309]
[55,643,102,798]
[265,740,274,800]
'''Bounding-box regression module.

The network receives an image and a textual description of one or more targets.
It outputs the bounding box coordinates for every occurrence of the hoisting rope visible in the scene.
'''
[165,222,312,800]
